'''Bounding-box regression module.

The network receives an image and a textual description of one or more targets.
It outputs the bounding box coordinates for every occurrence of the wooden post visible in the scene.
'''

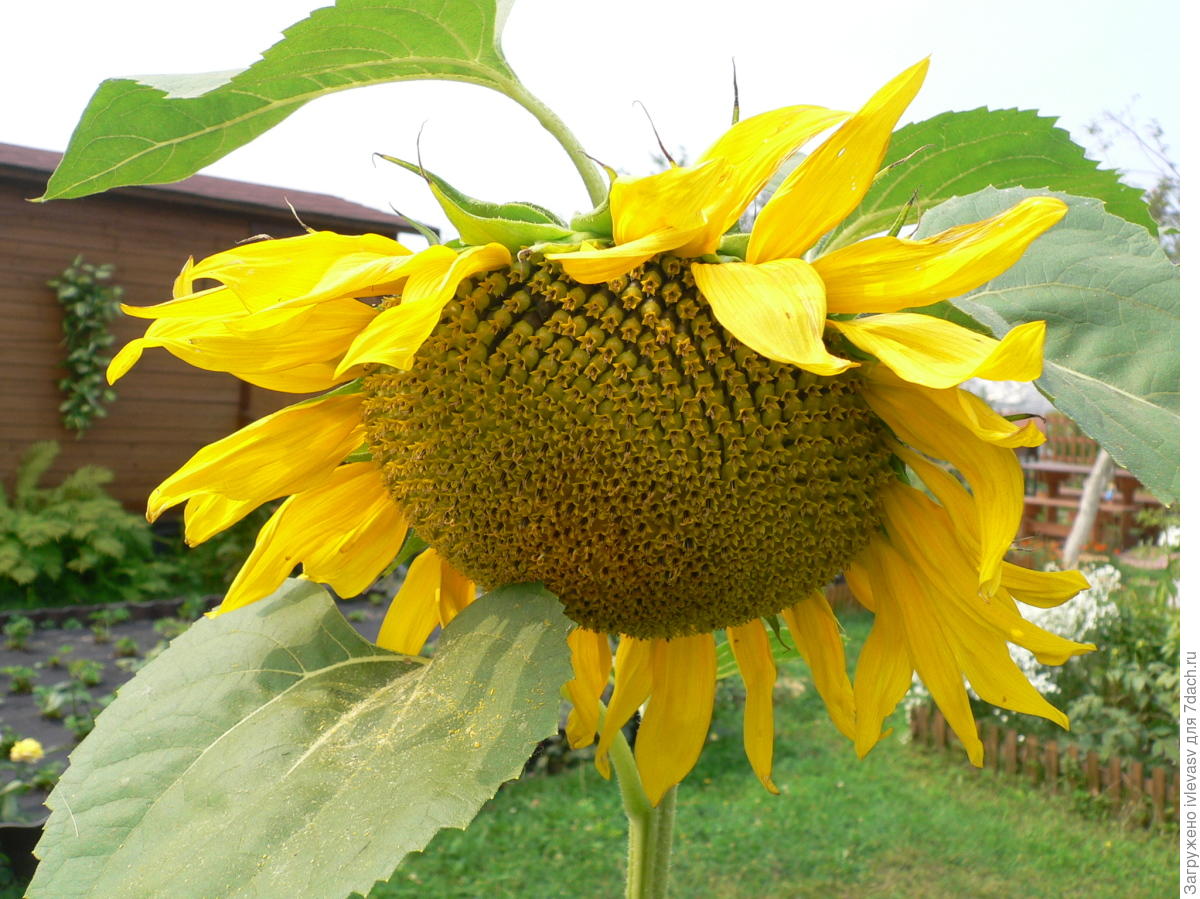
[1026,736,1041,784]
[1003,729,1018,776]
[1085,751,1100,795]
[1045,741,1060,794]
[984,725,1000,773]
[913,705,930,746]
[1106,757,1122,803]
[1150,767,1166,824]
[932,709,947,751]
[1128,761,1144,806]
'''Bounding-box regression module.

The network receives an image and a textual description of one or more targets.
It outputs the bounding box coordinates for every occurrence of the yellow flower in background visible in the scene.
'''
[9,738,44,764]
[110,59,1093,806]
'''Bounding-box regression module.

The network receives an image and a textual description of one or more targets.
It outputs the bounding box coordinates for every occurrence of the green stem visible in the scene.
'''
[607,722,677,899]
[506,81,608,208]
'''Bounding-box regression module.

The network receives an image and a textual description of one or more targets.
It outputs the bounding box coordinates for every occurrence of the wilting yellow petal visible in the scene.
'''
[748,59,929,263]
[1000,563,1090,609]
[595,636,653,779]
[691,258,854,375]
[832,316,1045,389]
[894,443,1090,610]
[126,231,415,320]
[148,392,365,522]
[635,634,717,806]
[336,243,510,373]
[611,158,731,244]
[726,620,779,793]
[869,539,984,765]
[112,298,378,389]
[219,463,407,614]
[675,105,850,255]
[816,196,1069,313]
[850,540,913,758]
[553,228,708,285]
[565,629,613,749]
[880,484,1092,724]
[182,493,261,546]
[376,548,443,655]
[865,372,1031,592]
[782,592,856,741]
[435,559,475,626]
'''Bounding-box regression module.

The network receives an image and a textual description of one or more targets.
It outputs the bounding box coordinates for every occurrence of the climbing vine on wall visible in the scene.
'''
[47,256,122,435]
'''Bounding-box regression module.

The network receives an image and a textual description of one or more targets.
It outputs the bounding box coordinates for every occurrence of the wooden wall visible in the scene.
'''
[0,169,396,511]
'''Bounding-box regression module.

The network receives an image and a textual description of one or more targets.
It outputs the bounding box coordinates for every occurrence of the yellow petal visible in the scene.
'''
[894,443,1090,610]
[849,541,913,757]
[869,539,984,765]
[435,558,475,627]
[691,258,854,375]
[553,227,707,285]
[832,316,1045,389]
[1000,563,1090,609]
[564,629,613,749]
[594,636,653,779]
[148,392,365,522]
[676,105,851,256]
[748,59,929,263]
[182,493,261,546]
[881,483,1094,668]
[219,463,407,613]
[725,620,779,793]
[865,372,1031,592]
[610,158,731,244]
[816,196,1069,313]
[881,484,1092,719]
[336,243,510,373]
[113,298,377,389]
[782,591,856,741]
[126,231,415,320]
[635,634,717,806]
[376,548,443,655]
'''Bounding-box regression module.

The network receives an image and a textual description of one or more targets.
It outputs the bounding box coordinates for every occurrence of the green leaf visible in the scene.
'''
[824,108,1156,251]
[39,0,523,201]
[30,578,572,898]
[916,187,1179,504]
[378,154,573,249]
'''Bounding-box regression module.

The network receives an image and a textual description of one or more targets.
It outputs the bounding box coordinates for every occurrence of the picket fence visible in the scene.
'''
[908,703,1179,828]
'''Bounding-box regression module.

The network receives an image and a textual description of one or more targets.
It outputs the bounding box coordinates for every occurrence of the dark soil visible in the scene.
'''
[0,594,391,823]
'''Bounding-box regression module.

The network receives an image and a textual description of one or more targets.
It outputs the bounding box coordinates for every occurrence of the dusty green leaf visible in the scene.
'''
[916,187,1179,503]
[824,108,1155,251]
[40,0,522,201]
[30,578,572,897]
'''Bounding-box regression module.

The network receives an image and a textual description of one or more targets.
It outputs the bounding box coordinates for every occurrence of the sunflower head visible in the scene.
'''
[360,251,895,639]
[111,58,1092,805]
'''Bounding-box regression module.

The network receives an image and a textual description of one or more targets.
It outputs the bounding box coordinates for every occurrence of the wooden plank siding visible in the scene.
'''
[1,144,413,510]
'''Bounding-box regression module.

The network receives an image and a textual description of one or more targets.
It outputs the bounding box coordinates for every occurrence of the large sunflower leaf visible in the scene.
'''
[916,187,1179,504]
[38,0,521,201]
[824,108,1156,251]
[29,579,572,898]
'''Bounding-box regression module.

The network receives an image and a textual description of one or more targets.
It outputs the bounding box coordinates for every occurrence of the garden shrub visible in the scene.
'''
[0,442,177,609]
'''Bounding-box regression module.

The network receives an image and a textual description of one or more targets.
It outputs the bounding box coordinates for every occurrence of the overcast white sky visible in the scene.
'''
[1,0,1181,241]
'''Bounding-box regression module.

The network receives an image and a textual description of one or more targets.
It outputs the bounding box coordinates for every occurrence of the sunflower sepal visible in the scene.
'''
[378,154,574,250]
[715,233,751,258]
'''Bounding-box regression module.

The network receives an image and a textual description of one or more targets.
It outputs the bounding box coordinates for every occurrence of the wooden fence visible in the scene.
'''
[909,703,1179,829]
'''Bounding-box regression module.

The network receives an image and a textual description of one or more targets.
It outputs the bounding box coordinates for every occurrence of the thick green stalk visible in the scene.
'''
[607,724,676,899]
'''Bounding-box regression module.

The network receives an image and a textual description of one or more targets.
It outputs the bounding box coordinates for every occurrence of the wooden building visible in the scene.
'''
[0,142,413,509]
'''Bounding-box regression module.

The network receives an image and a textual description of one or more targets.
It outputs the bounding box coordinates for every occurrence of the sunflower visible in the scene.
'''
[110,59,1094,806]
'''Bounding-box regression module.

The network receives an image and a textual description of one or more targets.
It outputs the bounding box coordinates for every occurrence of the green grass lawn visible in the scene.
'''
[365,612,1176,898]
